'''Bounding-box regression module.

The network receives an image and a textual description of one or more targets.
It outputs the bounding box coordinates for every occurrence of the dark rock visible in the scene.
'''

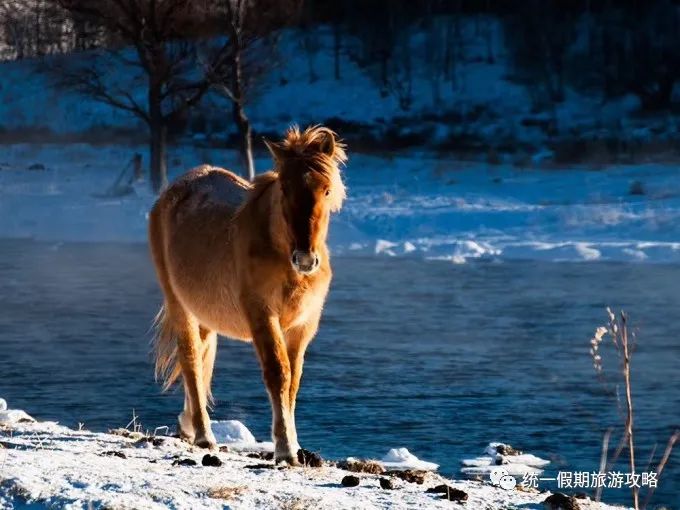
[245,463,283,470]
[341,475,361,487]
[218,445,230,453]
[384,470,427,484]
[28,163,45,171]
[202,454,222,467]
[134,436,164,448]
[427,484,468,502]
[495,444,522,456]
[543,493,581,510]
[337,459,385,474]
[297,448,323,467]
[426,484,450,494]
[441,488,468,502]
[245,451,274,460]
[573,493,588,499]
[379,478,396,490]
[101,450,126,459]
[172,458,197,466]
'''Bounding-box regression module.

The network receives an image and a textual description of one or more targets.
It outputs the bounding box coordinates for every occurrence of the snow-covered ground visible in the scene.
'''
[0,400,628,510]
[1,143,680,263]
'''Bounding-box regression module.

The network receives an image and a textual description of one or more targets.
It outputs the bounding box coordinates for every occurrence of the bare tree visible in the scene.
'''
[1,0,72,59]
[55,0,231,192]
[204,0,300,181]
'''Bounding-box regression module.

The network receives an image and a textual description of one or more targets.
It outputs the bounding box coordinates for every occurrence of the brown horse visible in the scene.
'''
[148,125,346,464]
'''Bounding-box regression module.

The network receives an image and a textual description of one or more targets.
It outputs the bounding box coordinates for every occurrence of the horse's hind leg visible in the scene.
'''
[173,308,216,449]
[149,204,214,448]
[199,326,217,406]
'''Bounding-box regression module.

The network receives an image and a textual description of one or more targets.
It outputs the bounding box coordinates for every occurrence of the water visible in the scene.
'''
[0,239,678,507]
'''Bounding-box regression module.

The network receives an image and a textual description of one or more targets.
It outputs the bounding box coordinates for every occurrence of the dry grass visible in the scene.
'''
[591,309,678,510]
[336,459,385,475]
[207,485,248,500]
[276,496,322,510]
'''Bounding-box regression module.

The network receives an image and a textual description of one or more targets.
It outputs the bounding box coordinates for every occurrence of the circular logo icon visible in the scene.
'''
[498,474,517,490]
[489,466,509,485]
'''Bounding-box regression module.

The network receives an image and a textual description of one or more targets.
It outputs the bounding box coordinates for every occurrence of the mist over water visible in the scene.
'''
[0,239,678,507]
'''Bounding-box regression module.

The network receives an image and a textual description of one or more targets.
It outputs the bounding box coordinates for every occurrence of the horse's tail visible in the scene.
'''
[148,202,182,392]
[152,304,182,391]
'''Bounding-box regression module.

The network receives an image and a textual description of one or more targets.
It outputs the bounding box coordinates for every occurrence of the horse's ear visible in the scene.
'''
[318,128,336,157]
[264,138,286,162]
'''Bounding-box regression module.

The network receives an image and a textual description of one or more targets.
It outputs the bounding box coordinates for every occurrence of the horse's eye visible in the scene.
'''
[324,188,331,197]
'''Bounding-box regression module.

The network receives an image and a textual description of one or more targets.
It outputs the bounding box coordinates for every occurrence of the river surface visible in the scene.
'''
[0,239,678,507]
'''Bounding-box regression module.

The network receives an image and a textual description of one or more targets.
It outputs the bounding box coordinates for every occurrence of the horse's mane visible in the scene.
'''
[242,125,347,213]
[276,125,347,212]
[277,125,347,171]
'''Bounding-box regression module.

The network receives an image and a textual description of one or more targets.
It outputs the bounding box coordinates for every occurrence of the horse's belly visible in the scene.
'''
[177,286,252,341]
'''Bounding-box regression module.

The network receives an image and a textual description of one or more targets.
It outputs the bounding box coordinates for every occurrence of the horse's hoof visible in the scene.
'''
[180,433,195,444]
[275,453,301,466]
[194,437,217,450]
[177,413,195,443]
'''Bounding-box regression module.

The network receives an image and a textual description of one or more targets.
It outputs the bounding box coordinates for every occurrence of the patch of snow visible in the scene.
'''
[212,420,256,444]
[575,242,601,261]
[375,239,398,256]
[0,402,34,424]
[381,448,439,471]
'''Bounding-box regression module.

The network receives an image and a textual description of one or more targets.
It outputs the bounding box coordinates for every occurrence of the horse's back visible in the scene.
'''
[161,165,250,220]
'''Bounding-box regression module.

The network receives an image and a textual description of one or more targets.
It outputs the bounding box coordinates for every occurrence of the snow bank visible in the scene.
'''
[0,401,626,510]
[381,448,439,471]
[211,420,256,444]
[461,442,550,477]
[211,420,274,452]
[0,399,34,425]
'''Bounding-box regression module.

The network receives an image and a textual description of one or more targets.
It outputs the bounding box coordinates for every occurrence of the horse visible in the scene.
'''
[148,125,347,465]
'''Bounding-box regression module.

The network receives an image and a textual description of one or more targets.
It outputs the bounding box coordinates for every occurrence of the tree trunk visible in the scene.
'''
[149,83,167,193]
[231,48,255,181]
[149,123,168,193]
[233,102,254,181]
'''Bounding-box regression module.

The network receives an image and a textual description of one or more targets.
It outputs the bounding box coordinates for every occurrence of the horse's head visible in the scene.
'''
[266,125,347,275]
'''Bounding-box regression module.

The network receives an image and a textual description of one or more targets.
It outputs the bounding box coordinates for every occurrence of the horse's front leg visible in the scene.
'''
[248,312,299,465]
[285,315,320,452]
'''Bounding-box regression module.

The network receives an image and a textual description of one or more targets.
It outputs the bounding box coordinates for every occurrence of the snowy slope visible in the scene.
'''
[0,21,673,152]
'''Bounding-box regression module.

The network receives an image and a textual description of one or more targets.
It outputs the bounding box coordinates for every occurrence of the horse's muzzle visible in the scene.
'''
[291,250,320,274]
